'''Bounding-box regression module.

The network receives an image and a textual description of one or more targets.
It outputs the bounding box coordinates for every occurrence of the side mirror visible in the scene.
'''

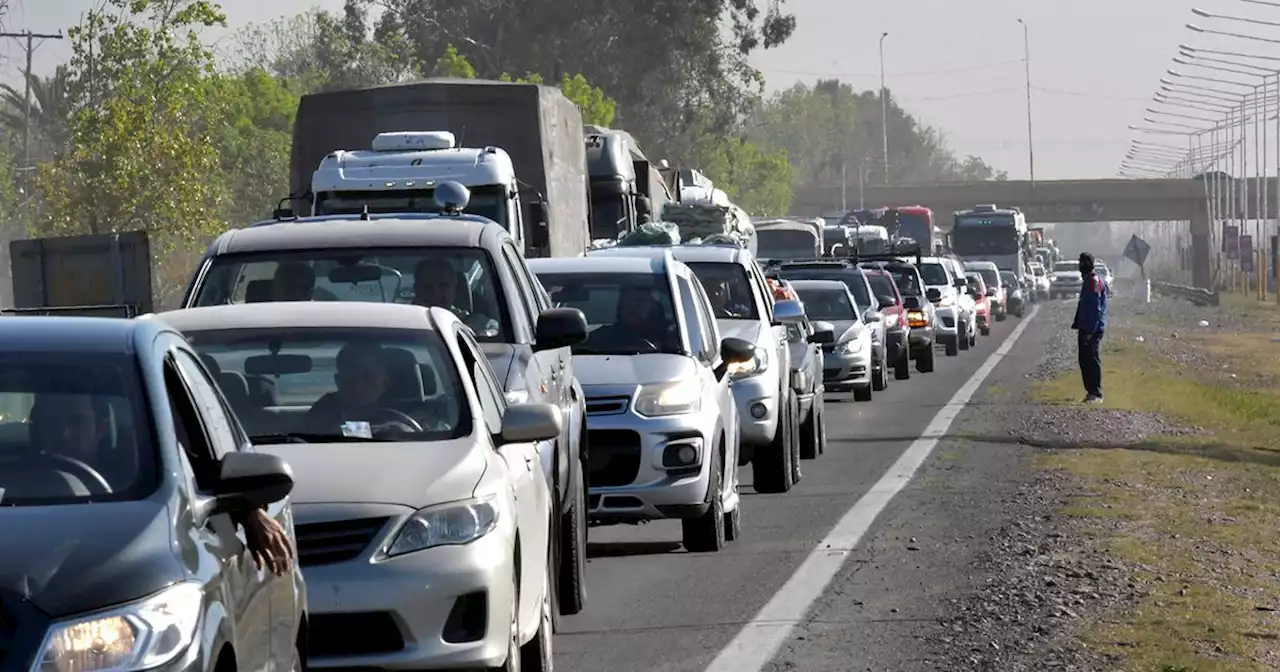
[986,287,997,297]
[808,321,836,344]
[528,200,550,249]
[772,299,806,325]
[272,207,294,219]
[877,296,895,309]
[211,452,294,514]
[499,403,563,444]
[534,307,588,351]
[954,278,967,289]
[902,296,922,310]
[926,288,943,302]
[714,337,756,380]
[864,310,882,322]
[967,286,980,298]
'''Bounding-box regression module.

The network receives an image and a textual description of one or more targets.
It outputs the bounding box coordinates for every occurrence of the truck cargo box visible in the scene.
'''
[291,78,590,258]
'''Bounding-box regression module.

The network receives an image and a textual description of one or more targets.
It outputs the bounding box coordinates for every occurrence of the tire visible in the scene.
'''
[682,448,726,552]
[519,559,554,672]
[872,350,887,391]
[979,324,990,336]
[917,343,936,373]
[752,401,794,494]
[555,456,587,618]
[944,335,958,356]
[970,328,977,348]
[894,340,911,380]
[799,402,818,460]
[995,309,1007,322]
[788,396,802,485]
[958,322,970,351]
[816,399,827,454]
[853,384,872,402]
[723,503,742,542]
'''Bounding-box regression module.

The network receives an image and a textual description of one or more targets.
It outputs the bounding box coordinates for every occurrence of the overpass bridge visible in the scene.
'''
[791,178,1277,288]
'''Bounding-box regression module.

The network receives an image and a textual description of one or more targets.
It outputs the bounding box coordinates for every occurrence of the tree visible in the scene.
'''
[697,135,794,216]
[0,67,74,160]
[756,80,1007,186]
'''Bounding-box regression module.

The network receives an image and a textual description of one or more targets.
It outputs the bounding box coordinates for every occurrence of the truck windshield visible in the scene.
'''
[535,272,682,355]
[589,196,627,240]
[0,353,157,506]
[684,262,761,320]
[183,327,470,442]
[756,229,818,260]
[314,185,508,227]
[951,226,1021,255]
[190,247,511,342]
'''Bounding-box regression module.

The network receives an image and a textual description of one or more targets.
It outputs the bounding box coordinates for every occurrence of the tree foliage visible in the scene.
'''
[756,80,1007,185]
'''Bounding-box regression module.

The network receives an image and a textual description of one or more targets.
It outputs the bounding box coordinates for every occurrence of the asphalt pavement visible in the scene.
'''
[553,310,1043,672]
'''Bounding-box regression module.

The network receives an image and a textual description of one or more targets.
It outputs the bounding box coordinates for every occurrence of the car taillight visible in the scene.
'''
[907,310,926,327]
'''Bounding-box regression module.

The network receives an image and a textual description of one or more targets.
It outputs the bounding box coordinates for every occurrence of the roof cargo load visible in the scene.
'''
[290,78,590,258]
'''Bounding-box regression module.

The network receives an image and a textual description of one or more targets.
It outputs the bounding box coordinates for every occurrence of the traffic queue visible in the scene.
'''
[0,186,1035,672]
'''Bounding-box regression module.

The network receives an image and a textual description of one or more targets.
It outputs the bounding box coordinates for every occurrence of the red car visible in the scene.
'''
[966,272,992,336]
[862,268,912,379]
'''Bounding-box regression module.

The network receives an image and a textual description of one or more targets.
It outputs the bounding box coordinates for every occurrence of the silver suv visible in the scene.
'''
[530,254,755,552]
[589,245,800,494]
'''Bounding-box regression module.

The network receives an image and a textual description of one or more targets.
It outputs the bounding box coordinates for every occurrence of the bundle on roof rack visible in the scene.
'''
[617,221,681,246]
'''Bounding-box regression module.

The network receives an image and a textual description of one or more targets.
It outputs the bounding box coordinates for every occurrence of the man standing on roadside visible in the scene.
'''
[1071,252,1107,404]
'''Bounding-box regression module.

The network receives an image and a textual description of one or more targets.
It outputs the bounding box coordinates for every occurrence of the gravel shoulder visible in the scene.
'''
[769,289,1280,671]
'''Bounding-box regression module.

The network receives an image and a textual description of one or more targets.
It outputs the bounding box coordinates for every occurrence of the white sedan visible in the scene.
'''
[154,302,561,672]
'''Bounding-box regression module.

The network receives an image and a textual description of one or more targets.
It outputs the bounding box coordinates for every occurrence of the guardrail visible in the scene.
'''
[1150,280,1219,307]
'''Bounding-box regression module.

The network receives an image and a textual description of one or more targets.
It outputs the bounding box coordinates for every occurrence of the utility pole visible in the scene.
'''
[0,29,64,169]
[879,32,890,185]
[1017,19,1035,186]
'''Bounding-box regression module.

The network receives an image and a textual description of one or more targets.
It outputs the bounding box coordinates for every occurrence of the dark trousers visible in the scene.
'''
[1077,331,1103,398]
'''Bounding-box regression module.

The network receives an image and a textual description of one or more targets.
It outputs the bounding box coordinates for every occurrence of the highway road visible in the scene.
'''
[552,307,1042,672]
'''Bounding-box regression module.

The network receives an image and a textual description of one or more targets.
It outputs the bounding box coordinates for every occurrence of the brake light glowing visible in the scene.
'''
[907,310,927,328]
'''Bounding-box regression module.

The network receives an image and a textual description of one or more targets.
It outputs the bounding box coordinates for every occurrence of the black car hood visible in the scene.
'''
[0,500,184,617]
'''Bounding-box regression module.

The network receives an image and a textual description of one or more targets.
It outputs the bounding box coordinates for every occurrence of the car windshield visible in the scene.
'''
[756,229,819,260]
[190,247,509,342]
[685,262,761,320]
[973,268,999,288]
[1000,271,1019,286]
[888,267,923,296]
[919,262,950,286]
[776,268,871,310]
[866,274,898,305]
[1054,262,1079,273]
[535,272,682,355]
[182,327,470,443]
[795,287,857,321]
[0,353,156,506]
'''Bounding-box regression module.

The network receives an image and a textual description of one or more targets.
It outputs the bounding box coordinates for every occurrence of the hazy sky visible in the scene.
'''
[6,0,1278,180]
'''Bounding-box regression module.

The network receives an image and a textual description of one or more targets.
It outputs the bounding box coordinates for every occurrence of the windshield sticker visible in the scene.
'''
[341,421,373,439]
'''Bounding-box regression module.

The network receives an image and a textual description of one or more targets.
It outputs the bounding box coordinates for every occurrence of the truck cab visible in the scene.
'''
[309,131,549,252]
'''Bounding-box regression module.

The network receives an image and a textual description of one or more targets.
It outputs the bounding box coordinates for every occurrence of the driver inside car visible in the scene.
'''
[587,287,672,351]
[411,259,499,338]
[705,278,750,318]
[302,343,423,436]
[30,393,296,575]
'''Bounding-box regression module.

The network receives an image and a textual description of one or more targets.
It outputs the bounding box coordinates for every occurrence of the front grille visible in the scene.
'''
[586,395,629,416]
[309,612,404,656]
[587,429,642,487]
[296,517,389,567]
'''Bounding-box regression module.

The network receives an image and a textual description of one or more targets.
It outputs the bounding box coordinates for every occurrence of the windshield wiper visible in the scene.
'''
[250,432,392,444]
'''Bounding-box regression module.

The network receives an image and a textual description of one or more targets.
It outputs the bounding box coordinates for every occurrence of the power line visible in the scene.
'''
[901,86,1022,102]
[759,59,1023,80]
[1032,86,1150,102]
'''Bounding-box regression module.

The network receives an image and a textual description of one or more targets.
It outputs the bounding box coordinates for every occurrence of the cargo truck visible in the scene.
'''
[288,78,591,259]
[583,125,672,242]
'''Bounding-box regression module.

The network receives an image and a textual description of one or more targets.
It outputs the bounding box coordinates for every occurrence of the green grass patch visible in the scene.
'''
[1031,319,1280,670]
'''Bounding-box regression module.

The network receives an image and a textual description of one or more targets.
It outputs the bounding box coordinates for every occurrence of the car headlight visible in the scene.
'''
[634,379,703,417]
[836,338,865,354]
[727,347,770,380]
[384,495,500,557]
[35,581,204,672]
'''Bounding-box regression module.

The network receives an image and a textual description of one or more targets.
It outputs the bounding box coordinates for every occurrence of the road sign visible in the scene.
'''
[1123,234,1151,268]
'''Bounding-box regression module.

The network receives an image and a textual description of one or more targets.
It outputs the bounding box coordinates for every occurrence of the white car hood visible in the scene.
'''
[576,353,697,387]
[259,439,487,509]
[717,319,763,343]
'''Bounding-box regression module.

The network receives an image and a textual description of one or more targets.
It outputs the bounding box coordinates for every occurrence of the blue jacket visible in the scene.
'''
[1072,273,1107,333]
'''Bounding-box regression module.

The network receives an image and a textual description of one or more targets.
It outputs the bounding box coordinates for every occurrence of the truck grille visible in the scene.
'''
[295,517,389,567]
[587,429,642,487]
[586,396,630,416]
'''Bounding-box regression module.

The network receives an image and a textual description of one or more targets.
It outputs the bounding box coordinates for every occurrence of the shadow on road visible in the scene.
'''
[586,541,684,558]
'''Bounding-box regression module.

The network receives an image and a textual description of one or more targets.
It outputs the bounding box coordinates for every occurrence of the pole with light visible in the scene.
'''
[879,32,889,184]
[1017,18,1035,185]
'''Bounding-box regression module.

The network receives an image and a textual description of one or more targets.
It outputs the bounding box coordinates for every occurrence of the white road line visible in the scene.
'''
[704,305,1042,672]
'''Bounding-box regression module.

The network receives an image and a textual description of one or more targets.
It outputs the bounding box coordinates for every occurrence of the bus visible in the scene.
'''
[950,204,1028,273]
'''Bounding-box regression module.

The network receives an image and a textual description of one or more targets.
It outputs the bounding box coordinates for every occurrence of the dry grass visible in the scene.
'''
[1031,302,1280,671]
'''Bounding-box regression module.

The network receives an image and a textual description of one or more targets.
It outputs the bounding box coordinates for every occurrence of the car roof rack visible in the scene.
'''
[2,304,139,318]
